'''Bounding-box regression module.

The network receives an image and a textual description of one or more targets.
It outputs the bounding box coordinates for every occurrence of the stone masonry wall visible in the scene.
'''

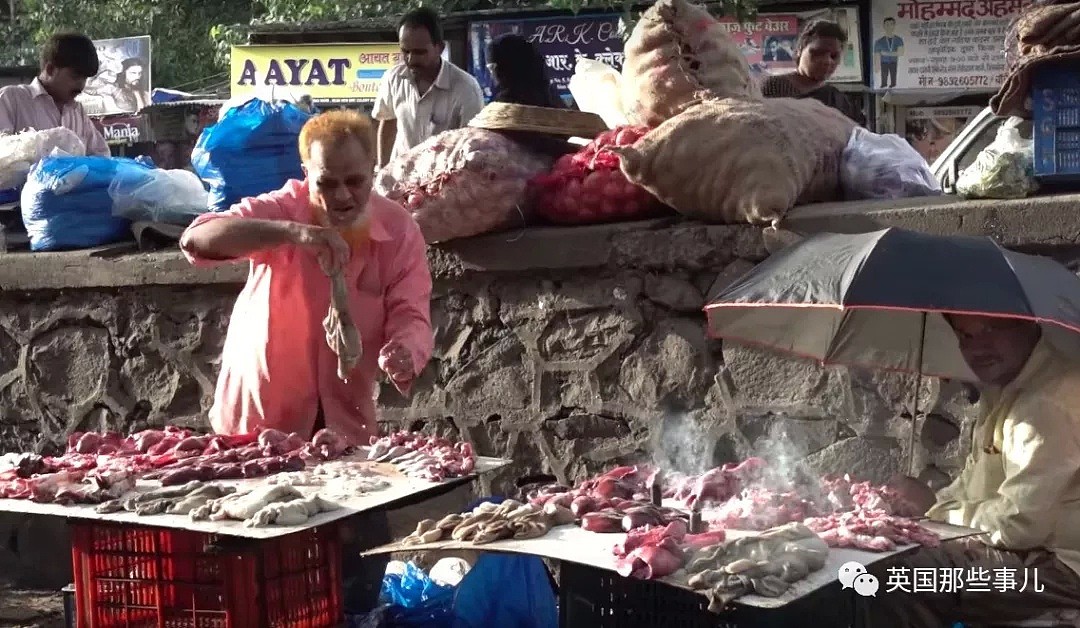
[0,222,982,497]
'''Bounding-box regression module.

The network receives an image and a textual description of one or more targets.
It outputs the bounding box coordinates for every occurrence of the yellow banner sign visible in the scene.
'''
[230,44,403,103]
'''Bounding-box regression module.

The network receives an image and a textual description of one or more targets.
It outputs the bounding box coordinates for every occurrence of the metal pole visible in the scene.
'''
[906,311,928,477]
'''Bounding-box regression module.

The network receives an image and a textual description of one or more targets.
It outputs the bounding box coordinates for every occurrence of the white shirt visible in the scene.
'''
[0,78,110,157]
[372,60,484,163]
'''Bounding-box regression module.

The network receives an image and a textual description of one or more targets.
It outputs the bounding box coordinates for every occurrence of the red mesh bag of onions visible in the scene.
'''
[529,126,667,225]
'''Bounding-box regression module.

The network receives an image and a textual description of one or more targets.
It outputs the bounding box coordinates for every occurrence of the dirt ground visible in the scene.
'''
[0,584,66,628]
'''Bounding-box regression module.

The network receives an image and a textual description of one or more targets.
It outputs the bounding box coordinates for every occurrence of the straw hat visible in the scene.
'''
[469,102,608,138]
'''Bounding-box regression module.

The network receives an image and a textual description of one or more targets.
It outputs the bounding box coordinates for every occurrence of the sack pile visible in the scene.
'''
[375,128,553,243]
[22,155,148,251]
[614,98,855,224]
[192,98,310,212]
[621,0,758,127]
[530,126,665,225]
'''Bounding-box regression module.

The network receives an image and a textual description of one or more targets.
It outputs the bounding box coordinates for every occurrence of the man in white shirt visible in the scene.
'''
[0,32,110,157]
[373,7,484,168]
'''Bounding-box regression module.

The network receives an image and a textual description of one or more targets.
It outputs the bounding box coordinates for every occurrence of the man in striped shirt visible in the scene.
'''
[0,32,110,157]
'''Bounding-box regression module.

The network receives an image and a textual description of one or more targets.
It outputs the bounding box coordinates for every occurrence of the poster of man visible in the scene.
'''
[77,36,152,115]
[874,17,904,89]
[904,106,981,162]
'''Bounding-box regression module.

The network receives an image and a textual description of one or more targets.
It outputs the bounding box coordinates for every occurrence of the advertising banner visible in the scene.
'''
[870,0,1029,91]
[468,14,625,104]
[78,36,152,116]
[95,114,147,146]
[230,44,403,104]
[716,7,863,82]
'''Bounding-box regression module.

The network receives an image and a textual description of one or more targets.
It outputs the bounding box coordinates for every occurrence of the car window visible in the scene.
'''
[955,117,1033,173]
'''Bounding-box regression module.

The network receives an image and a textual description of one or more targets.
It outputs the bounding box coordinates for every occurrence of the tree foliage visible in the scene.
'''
[0,0,251,91]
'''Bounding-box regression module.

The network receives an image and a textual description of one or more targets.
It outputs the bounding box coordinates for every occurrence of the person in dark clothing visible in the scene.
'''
[485,34,572,157]
[487,34,564,109]
[759,19,866,126]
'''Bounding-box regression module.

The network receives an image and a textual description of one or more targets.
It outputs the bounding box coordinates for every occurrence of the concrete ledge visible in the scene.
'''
[0,249,247,291]
[4,193,1080,291]
[783,193,1080,246]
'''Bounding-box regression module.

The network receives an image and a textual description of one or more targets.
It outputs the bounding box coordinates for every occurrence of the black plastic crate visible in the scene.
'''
[558,562,855,628]
[62,584,75,628]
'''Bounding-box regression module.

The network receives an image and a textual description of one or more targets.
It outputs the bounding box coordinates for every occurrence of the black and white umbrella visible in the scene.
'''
[704,228,1080,473]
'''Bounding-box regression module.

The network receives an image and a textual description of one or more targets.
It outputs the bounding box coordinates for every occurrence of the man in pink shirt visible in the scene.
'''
[0,32,110,157]
[180,109,434,447]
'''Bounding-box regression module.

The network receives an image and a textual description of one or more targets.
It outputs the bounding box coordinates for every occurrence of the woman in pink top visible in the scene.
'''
[180,110,433,446]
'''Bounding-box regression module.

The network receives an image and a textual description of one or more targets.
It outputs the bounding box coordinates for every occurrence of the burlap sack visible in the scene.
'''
[621,0,759,127]
[613,98,855,225]
[375,128,552,243]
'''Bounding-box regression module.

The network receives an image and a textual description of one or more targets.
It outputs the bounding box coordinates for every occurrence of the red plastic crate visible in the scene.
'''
[70,520,343,628]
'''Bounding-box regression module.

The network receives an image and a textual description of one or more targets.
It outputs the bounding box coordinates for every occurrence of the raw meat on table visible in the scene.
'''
[0,427,352,504]
[367,431,477,481]
[804,509,941,552]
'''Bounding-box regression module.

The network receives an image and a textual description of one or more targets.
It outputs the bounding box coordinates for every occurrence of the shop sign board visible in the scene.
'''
[716,6,864,84]
[230,44,403,103]
[467,14,625,104]
[870,0,1029,91]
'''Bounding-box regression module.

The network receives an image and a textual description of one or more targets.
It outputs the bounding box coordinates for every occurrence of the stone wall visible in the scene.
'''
[0,219,992,492]
[4,193,1080,587]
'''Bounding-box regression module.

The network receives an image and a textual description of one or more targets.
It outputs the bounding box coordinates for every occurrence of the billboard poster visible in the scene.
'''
[904,105,982,162]
[716,7,864,83]
[230,44,404,104]
[467,14,625,105]
[870,0,1029,91]
[78,36,152,116]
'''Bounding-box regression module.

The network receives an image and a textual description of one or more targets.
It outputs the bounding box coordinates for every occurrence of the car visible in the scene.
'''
[929,106,1033,194]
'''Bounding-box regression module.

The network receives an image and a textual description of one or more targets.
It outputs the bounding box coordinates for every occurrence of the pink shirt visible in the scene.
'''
[0,79,110,157]
[181,179,434,446]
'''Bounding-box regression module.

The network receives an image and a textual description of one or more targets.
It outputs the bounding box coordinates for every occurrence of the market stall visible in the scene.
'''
[0,427,509,626]
[363,458,984,626]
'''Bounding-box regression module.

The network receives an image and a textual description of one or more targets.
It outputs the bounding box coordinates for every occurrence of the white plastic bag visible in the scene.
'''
[109,167,209,224]
[568,58,627,129]
[956,118,1037,199]
[0,128,86,190]
[840,128,941,200]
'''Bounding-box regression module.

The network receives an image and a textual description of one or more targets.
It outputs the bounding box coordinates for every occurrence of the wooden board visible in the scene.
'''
[0,454,510,540]
[363,520,985,609]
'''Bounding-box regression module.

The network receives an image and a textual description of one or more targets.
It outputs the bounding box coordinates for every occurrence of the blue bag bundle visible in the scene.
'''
[21,155,149,251]
[191,98,311,212]
[452,554,558,628]
[380,562,457,628]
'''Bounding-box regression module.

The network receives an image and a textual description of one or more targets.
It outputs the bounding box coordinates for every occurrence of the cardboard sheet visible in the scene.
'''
[0,454,510,540]
[364,520,984,609]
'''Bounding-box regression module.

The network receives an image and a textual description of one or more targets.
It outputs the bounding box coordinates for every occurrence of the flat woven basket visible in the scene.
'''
[469,102,608,138]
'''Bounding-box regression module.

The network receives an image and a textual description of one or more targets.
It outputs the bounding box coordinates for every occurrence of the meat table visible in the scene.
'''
[365,520,985,626]
[0,452,510,538]
[0,450,511,626]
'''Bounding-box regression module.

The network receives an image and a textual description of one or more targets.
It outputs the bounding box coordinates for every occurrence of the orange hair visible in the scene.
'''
[298,109,376,162]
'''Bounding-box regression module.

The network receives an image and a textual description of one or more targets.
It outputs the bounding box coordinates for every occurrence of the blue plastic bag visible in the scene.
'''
[452,554,557,628]
[21,155,145,251]
[380,562,456,628]
[191,98,310,212]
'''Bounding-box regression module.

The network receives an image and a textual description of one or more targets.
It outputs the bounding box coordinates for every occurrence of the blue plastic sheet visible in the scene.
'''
[372,495,558,628]
[21,155,146,251]
[191,98,310,212]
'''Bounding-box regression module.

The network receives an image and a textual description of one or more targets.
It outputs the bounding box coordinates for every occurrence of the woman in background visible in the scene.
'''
[485,33,571,157]
[488,34,564,109]
[759,20,866,125]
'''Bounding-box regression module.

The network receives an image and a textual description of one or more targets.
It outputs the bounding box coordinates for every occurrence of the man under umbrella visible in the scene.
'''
[871,314,1080,625]
[703,228,1080,626]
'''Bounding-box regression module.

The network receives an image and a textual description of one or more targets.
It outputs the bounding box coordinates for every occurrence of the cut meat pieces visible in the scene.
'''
[803,510,941,551]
